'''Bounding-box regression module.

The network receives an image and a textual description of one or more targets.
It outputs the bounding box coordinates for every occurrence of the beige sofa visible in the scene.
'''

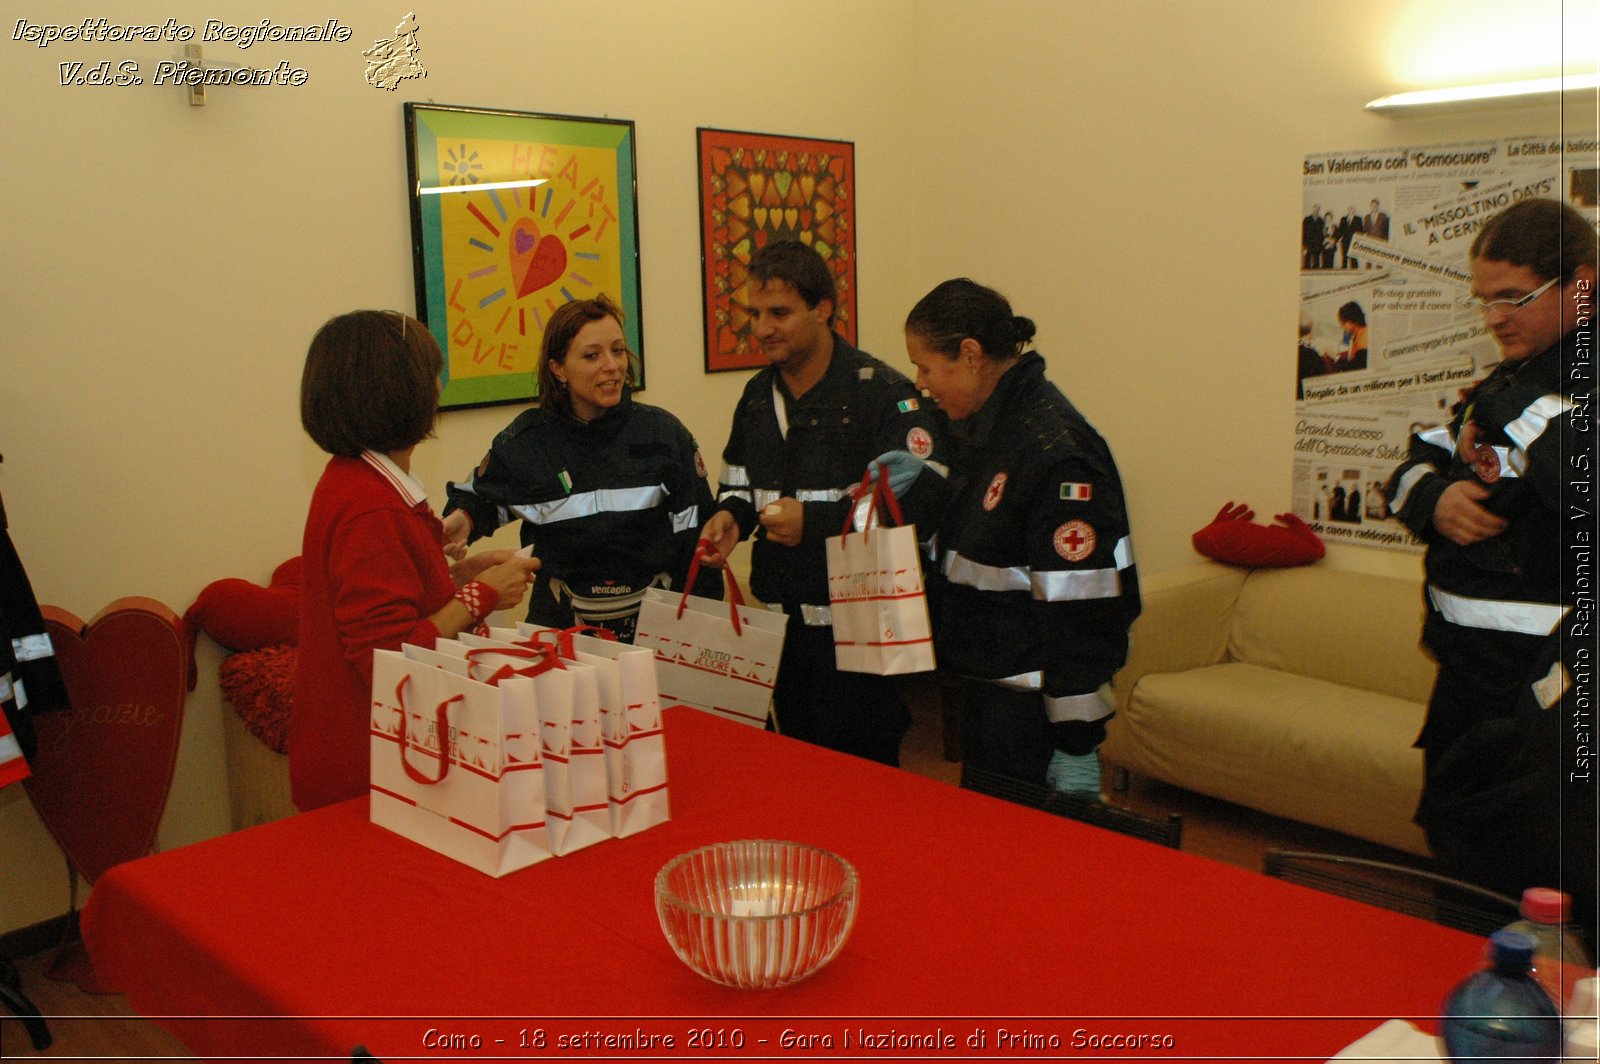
[1103,561,1436,857]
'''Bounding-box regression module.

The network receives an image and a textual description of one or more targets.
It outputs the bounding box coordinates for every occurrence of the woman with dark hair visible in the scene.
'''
[904,279,1141,799]
[294,310,538,812]
[444,295,719,639]
[1336,301,1368,371]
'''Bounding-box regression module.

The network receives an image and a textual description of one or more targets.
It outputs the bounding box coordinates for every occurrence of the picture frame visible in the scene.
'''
[696,127,856,373]
[405,103,643,410]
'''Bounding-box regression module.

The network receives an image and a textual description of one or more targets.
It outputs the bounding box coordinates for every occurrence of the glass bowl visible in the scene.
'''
[654,839,860,989]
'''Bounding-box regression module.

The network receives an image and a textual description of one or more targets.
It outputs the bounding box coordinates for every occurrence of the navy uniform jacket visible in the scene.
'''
[934,353,1140,724]
[445,390,720,604]
[1386,319,1589,637]
[714,333,949,611]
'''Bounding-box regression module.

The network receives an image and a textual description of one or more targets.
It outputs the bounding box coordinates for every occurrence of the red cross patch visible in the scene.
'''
[983,472,1008,511]
[906,426,933,459]
[1054,520,1096,561]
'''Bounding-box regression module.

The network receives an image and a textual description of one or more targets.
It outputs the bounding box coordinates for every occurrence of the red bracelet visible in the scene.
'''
[453,579,500,621]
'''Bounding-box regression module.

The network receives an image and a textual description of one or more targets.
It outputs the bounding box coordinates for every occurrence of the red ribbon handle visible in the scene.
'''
[679,539,744,636]
[839,464,907,544]
[395,675,461,786]
[463,643,564,685]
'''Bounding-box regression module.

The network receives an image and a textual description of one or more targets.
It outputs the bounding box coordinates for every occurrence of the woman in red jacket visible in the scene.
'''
[292,310,538,811]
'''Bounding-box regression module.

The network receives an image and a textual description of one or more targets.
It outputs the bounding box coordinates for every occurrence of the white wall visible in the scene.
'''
[1,0,1593,935]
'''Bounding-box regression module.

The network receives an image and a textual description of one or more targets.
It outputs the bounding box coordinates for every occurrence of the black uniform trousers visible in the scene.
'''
[957,681,1109,786]
[1415,612,1549,836]
[772,618,910,767]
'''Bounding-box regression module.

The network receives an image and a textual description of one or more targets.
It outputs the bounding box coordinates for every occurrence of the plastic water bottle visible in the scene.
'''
[1564,975,1598,1063]
[1503,888,1594,1010]
[1442,930,1563,1062]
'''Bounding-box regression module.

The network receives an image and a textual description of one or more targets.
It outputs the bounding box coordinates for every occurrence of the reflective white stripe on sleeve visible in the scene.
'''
[987,670,1041,691]
[1044,691,1112,724]
[1418,425,1455,451]
[720,465,751,488]
[718,489,753,505]
[924,460,951,479]
[1427,585,1566,636]
[511,484,667,525]
[1032,567,1120,601]
[11,634,55,663]
[1504,394,1573,475]
[1030,536,1133,601]
[769,602,833,626]
[1386,464,1433,514]
[794,487,851,503]
[753,489,781,510]
[670,505,700,533]
[1492,445,1521,479]
[943,552,1030,594]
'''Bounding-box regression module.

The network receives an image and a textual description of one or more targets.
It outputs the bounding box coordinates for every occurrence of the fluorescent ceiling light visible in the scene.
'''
[1366,72,1600,113]
[418,178,548,195]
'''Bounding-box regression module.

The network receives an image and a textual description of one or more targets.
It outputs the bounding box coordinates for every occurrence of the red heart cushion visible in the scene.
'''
[186,577,298,650]
[1192,502,1325,568]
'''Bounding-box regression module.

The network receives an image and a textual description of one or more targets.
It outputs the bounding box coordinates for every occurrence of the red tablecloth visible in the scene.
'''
[83,707,1483,1061]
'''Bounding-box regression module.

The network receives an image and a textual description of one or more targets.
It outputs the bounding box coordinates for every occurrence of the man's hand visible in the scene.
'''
[1431,480,1507,546]
[441,510,472,560]
[696,511,741,568]
[757,497,804,547]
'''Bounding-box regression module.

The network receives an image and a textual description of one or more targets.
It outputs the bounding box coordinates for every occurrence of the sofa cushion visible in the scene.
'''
[1228,567,1436,704]
[1116,661,1429,855]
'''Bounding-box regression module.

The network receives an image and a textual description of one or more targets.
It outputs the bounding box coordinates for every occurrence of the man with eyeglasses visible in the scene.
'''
[1384,197,1595,889]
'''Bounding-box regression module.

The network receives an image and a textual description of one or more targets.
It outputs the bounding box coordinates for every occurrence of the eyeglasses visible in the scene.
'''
[1461,276,1559,315]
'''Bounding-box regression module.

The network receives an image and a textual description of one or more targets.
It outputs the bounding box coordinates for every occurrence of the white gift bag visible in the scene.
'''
[436,638,611,856]
[632,560,786,728]
[368,648,550,877]
[825,470,936,675]
[509,625,669,839]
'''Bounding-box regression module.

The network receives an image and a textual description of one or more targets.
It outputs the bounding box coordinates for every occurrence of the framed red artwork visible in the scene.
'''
[696,128,856,372]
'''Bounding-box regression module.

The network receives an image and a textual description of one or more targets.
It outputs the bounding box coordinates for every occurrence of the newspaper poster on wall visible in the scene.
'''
[1296,133,1596,552]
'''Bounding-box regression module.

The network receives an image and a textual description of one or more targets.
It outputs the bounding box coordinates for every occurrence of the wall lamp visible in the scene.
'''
[1365,72,1600,114]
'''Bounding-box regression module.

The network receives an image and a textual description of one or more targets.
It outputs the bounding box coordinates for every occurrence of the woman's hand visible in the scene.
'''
[472,553,540,611]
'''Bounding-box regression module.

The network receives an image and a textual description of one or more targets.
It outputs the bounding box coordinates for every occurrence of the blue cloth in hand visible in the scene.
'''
[864,451,926,497]
[1045,748,1103,798]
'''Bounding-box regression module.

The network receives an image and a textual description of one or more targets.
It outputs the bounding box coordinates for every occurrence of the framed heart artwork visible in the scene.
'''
[696,128,857,373]
[405,104,644,410]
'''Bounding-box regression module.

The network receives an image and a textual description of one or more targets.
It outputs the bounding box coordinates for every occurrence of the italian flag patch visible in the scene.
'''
[1059,482,1092,501]
[558,470,573,494]
[897,398,920,412]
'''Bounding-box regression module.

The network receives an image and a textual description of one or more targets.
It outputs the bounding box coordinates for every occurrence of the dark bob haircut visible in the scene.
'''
[904,277,1036,361]
[300,310,442,458]
[536,294,637,418]
[1470,198,1598,285]
[748,240,837,324]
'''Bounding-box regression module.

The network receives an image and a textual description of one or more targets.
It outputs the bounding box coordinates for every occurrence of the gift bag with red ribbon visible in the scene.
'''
[825,467,936,675]
[506,625,669,839]
[429,639,610,856]
[368,646,550,877]
[632,551,786,728]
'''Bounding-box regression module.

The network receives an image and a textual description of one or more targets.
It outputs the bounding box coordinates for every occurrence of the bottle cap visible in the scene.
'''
[1521,887,1571,923]
[1489,929,1537,969]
